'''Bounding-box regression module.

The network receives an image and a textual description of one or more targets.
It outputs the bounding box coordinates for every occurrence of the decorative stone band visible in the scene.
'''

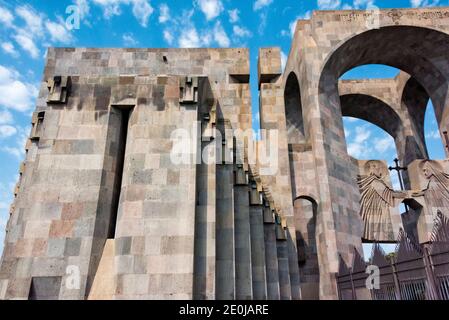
[47,76,71,104]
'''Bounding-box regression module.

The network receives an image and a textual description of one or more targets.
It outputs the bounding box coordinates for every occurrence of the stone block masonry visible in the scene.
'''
[1,7,449,300]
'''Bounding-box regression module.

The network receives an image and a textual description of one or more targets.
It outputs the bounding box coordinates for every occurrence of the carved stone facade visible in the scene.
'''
[1,7,449,300]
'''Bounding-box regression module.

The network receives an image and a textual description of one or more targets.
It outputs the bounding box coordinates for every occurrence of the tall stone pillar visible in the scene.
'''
[263,202,280,300]
[233,165,253,300]
[215,123,235,300]
[249,179,267,300]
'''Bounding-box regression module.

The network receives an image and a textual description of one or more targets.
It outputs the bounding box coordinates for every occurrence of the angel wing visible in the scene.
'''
[358,175,404,209]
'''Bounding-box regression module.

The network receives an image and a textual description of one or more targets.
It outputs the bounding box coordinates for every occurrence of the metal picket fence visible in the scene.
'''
[337,212,449,300]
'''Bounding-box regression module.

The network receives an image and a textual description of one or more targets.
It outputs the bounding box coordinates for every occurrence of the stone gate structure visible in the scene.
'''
[0,7,449,300]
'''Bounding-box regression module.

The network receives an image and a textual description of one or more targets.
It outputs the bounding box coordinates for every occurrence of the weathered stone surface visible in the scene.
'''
[1,7,449,301]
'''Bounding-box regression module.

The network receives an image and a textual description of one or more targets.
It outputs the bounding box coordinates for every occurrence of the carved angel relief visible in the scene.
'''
[357,161,406,241]
[413,161,449,216]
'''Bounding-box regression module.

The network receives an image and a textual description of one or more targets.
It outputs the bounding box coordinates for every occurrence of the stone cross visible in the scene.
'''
[389,158,408,213]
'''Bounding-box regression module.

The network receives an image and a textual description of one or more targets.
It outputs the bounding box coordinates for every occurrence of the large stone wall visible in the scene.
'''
[0,48,302,300]
[282,6,449,299]
[1,7,449,301]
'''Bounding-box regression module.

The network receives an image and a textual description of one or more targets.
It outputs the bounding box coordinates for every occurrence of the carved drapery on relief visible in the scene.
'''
[357,160,406,242]
[413,160,449,217]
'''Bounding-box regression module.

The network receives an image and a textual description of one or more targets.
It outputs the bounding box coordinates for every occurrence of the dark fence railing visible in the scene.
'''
[337,212,449,300]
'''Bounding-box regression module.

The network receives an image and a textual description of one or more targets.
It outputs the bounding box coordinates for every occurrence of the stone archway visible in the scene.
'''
[319,26,449,142]
[340,94,401,138]
[401,76,433,164]
[284,72,306,144]
[317,25,449,297]
[293,196,320,300]
[282,8,449,299]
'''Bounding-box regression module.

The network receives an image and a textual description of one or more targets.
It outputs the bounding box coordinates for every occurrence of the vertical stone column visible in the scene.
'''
[193,99,217,300]
[249,180,267,300]
[193,139,216,299]
[233,165,253,300]
[275,217,292,300]
[215,123,235,300]
[263,202,280,300]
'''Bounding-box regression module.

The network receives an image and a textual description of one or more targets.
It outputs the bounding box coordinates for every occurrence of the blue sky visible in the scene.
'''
[0,0,447,258]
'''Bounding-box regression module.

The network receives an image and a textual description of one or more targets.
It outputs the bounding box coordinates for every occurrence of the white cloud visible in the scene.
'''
[159,3,170,23]
[131,0,153,27]
[254,0,273,11]
[354,126,371,144]
[390,172,401,190]
[1,126,29,159]
[410,0,440,7]
[0,125,17,138]
[257,11,268,35]
[13,32,39,59]
[426,130,440,139]
[281,51,287,72]
[1,146,22,159]
[174,10,230,48]
[214,21,230,47]
[233,25,252,38]
[228,9,239,23]
[0,6,14,28]
[281,11,312,38]
[15,5,44,35]
[196,0,224,21]
[288,19,297,37]
[92,0,122,17]
[45,20,74,44]
[346,124,397,160]
[353,0,376,8]
[10,5,77,57]
[92,0,154,27]
[74,0,90,19]
[0,65,38,112]
[317,0,342,9]
[123,33,138,46]
[1,42,19,57]
[318,0,378,10]
[12,6,46,58]
[347,126,372,158]
[374,136,395,153]
[0,110,13,125]
[179,27,202,48]
[163,29,174,44]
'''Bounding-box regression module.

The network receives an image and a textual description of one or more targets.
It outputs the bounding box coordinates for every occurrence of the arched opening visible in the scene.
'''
[343,118,399,180]
[401,76,430,163]
[340,94,402,138]
[319,27,449,146]
[284,72,306,144]
[293,196,319,300]
[319,26,449,261]
[340,93,403,189]
[424,101,447,159]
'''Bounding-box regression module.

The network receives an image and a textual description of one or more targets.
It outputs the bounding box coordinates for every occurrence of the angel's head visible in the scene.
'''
[420,160,447,182]
[365,160,384,178]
